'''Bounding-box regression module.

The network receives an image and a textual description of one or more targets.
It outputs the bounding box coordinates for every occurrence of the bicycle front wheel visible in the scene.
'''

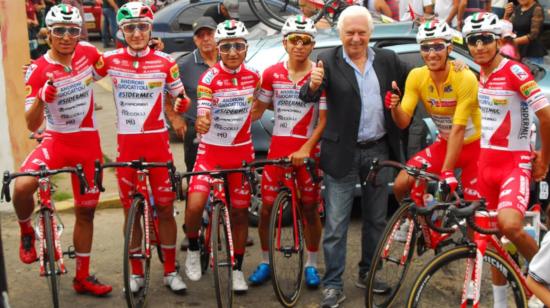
[269,189,304,307]
[212,200,233,308]
[123,196,152,308]
[366,203,417,308]
[407,246,528,308]
[43,210,60,308]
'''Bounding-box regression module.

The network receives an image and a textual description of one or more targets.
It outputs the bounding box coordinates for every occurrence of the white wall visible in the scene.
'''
[0,32,14,211]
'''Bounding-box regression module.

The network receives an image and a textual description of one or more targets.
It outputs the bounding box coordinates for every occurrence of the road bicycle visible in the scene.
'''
[94,159,181,308]
[247,158,321,307]
[1,164,89,308]
[406,200,534,307]
[179,164,259,308]
[365,158,460,308]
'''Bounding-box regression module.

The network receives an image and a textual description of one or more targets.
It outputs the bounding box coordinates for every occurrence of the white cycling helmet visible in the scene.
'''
[416,20,454,43]
[45,4,82,27]
[462,12,502,37]
[117,1,154,26]
[282,15,317,37]
[215,20,249,43]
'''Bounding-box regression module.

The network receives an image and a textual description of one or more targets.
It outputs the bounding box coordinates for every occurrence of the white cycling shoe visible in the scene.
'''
[164,272,187,295]
[185,249,202,281]
[129,274,145,293]
[232,270,248,292]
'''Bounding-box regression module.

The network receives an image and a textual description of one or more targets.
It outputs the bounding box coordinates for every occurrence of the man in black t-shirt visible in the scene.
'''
[203,0,239,23]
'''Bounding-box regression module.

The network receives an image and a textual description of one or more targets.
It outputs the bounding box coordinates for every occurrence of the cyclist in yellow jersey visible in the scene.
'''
[386,20,481,205]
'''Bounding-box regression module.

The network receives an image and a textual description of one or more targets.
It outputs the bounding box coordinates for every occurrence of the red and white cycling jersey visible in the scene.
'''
[196,61,261,146]
[94,47,185,134]
[258,61,327,139]
[478,58,549,152]
[25,41,101,133]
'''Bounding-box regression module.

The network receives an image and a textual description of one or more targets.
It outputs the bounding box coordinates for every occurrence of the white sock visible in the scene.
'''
[261,251,269,264]
[492,283,508,308]
[305,251,318,268]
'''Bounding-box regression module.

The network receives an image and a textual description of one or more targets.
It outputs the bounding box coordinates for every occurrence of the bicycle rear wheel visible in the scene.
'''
[407,246,528,307]
[43,210,60,308]
[366,203,417,308]
[123,196,152,308]
[269,190,304,307]
[211,201,233,308]
[257,0,300,24]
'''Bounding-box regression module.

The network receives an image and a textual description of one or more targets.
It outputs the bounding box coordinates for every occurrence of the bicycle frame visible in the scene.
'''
[461,213,531,308]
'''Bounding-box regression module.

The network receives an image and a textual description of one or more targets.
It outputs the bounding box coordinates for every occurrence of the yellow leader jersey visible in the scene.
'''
[400,63,481,144]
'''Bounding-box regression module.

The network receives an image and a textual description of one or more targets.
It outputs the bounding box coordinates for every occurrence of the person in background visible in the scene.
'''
[298,0,331,29]
[458,0,491,30]
[365,0,394,17]
[102,0,120,48]
[504,0,547,64]
[26,0,41,59]
[435,0,459,27]
[526,206,550,306]
[499,19,520,60]
[203,0,239,23]
[400,0,434,22]
[491,0,505,17]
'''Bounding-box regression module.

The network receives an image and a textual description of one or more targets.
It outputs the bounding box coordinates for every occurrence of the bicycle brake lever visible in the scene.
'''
[94,160,105,193]
[75,164,89,194]
[1,171,11,202]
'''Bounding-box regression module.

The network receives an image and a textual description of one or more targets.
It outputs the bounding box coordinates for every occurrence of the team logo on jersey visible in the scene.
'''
[148,81,163,89]
[170,64,179,79]
[202,69,217,85]
[25,85,32,96]
[231,78,238,86]
[511,64,528,81]
[443,85,453,93]
[24,63,38,83]
[492,98,508,105]
[84,77,93,86]
[95,57,105,69]
[246,96,253,105]
[197,85,212,99]
[520,81,537,97]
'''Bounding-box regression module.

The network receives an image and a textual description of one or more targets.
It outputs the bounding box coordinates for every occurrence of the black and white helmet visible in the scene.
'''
[45,4,82,27]
[282,15,316,37]
[215,20,249,43]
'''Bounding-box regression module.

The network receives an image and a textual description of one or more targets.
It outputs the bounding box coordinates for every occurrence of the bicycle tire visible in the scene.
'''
[199,222,209,274]
[43,211,60,308]
[257,0,298,24]
[365,203,417,308]
[407,246,528,308]
[123,196,152,308]
[212,200,233,308]
[246,0,285,30]
[269,189,304,307]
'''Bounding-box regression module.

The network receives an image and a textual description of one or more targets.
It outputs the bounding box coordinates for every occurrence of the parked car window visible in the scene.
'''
[173,3,212,32]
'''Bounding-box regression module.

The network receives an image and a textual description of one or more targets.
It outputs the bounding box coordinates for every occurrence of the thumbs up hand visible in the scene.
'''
[309,60,325,92]
[196,110,212,134]
[38,74,57,104]
[384,81,401,110]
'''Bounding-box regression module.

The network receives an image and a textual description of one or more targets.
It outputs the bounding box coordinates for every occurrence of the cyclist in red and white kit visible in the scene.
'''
[15,4,112,296]
[463,12,550,306]
[247,15,326,288]
[93,2,190,294]
[183,20,260,292]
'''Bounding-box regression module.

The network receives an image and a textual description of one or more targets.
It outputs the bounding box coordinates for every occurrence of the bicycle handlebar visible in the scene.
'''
[94,159,180,200]
[450,200,500,235]
[367,158,440,183]
[245,157,322,183]
[1,164,89,203]
[412,202,457,234]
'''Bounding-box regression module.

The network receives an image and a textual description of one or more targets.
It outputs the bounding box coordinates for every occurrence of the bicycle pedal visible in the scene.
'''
[64,245,76,259]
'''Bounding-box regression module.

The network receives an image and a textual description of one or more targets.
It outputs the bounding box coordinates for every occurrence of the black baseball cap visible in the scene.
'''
[192,17,217,35]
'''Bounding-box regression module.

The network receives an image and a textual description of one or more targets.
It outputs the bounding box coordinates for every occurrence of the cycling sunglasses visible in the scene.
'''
[420,43,448,53]
[286,34,315,46]
[121,22,151,34]
[218,42,248,54]
[50,26,81,38]
[466,34,497,46]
